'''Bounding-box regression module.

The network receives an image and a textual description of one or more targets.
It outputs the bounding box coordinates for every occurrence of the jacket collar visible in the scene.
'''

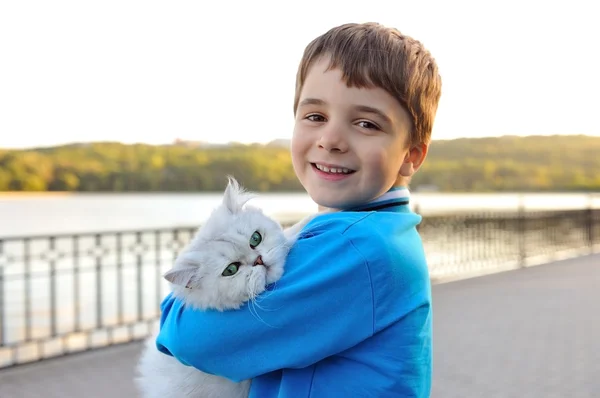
[344,187,410,212]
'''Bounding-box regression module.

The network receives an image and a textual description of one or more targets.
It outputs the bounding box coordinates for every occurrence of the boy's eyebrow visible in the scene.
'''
[354,105,392,125]
[298,98,325,107]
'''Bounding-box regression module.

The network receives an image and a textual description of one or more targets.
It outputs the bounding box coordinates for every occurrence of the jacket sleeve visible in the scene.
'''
[156,220,376,382]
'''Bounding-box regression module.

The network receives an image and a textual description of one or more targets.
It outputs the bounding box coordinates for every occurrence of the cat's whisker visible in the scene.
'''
[251,281,284,313]
[251,298,270,313]
[246,285,262,320]
[248,299,260,321]
[244,280,277,327]
[254,294,285,312]
[245,279,258,301]
[255,283,277,303]
[266,241,293,255]
[248,296,277,328]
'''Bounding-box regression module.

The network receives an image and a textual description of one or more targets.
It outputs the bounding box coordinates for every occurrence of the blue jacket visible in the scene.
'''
[156,188,432,397]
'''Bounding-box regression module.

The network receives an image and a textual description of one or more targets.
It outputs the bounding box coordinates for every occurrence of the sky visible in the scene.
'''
[0,0,598,149]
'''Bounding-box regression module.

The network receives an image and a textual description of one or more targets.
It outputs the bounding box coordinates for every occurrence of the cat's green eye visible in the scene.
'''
[222,262,240,277]
[249,231,262,249]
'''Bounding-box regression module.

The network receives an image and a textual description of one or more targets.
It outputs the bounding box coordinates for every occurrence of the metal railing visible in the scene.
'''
[418,207,599,282]
[0,207,598,369]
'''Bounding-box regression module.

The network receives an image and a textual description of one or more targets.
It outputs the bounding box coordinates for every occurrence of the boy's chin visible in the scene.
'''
[310,188,386,211]
[309,194,340,210]
[310,194,358,212]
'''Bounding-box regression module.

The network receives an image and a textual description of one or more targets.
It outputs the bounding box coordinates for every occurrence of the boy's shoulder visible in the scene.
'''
[296,209,430,331]
[298,210,426,270]
[299,210,376,236]
[301,209,422,241]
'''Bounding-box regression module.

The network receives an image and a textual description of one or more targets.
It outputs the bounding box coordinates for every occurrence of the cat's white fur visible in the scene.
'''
[135,177,316,398]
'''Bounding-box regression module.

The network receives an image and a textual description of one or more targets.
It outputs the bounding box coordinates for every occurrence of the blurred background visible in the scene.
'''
[0,0,598,397]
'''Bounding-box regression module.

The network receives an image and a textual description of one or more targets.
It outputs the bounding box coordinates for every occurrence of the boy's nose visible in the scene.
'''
[317,123,348,152]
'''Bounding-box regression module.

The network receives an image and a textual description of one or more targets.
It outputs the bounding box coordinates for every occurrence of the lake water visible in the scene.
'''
[1,191,597,238]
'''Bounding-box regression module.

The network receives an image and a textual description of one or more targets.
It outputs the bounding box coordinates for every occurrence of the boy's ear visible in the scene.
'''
[163,266,199,289]
[399,143,428,177]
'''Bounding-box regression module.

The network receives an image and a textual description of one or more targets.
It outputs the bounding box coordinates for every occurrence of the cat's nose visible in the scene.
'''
[253,255,264,266]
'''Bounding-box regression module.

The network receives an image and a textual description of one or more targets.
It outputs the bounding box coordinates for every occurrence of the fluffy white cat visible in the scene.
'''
[135,177,315,398]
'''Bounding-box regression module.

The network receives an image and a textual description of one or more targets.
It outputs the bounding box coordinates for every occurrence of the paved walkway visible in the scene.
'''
[430,253,598,398]
[0,254,598,398]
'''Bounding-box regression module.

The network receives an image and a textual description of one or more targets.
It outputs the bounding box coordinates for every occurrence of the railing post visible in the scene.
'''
[73,235,81,333]
[95,234,103,331]
[0,239,4,348]
[24,238,32,342]
[587,194,594,254]
[414,203,421,232]
[49,236,57,338]
[518,195,526,267]
[136,231,143,323]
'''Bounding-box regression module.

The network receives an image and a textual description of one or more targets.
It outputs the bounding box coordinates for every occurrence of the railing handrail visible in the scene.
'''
[2,205,597,241]
[0,225,202,242]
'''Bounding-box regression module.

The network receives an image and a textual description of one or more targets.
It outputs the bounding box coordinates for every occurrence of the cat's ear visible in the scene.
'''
[163,266,199,289]
[223,175,255,214]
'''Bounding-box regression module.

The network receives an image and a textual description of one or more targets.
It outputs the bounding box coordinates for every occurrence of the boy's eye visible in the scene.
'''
[222,262,241,276]
[306,114,326,122]
[250,231,262,248]
[357,120,380,130]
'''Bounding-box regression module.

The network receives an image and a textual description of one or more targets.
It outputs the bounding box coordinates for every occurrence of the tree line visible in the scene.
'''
[0,135,598,192]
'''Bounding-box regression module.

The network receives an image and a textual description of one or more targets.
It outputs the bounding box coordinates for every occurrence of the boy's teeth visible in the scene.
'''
[315,164,351,174]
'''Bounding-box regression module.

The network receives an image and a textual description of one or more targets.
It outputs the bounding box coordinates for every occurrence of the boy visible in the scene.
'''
[156,22,442,397]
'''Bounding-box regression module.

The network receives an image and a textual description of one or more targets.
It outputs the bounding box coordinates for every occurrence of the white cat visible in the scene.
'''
[135,177,315,398]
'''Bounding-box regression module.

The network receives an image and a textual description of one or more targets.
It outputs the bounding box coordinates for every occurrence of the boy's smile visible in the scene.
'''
[311,162,355,181]
[291,56,417,210]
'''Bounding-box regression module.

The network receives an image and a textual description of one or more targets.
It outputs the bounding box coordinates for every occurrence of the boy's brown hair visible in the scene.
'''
[294,22,442,146]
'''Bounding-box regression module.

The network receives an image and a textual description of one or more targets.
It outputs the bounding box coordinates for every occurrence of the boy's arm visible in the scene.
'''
[394,303,432,398]
[156,219,377,382]
[156,216,431,384]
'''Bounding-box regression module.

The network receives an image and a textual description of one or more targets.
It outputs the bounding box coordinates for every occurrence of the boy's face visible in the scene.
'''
[292,57,425,210]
